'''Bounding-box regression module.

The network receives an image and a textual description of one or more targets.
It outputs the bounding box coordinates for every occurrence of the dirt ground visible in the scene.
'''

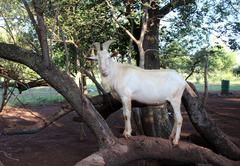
[0,91,240,166]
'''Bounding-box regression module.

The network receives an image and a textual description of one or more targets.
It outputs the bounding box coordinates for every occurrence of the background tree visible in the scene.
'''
[0,0,240,165]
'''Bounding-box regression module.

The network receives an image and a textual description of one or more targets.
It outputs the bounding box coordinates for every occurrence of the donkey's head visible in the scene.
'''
[86,40,118,76]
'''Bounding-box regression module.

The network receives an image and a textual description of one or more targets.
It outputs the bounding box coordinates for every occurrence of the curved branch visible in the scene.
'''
[185,60,200,80]
[0,13,16,45]
[0,42,117,149]
[22,0,39,36]
[75,136,239,166]
[182,82,240,160]
[39,0,48,14]
[105,0,138,45]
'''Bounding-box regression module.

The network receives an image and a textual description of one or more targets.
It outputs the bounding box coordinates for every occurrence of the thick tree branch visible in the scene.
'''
[182,82,240,160]
[138,1,149,45]
[75,136,239,166]
[17,79,50,93]
[0,42,117,149]
[32,0,51,67]
[39,0,48,14]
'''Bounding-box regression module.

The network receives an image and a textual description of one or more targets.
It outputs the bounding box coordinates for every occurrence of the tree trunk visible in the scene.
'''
[143,2,160,70]
[0,80,8,112]
[139,105,172,138]
[135,2,172,139]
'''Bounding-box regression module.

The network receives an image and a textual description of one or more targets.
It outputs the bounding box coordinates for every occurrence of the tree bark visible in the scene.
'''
[140,105,172,138]
[0,80,8,113]
[89,93,147,119]
[143,2,160,70]
[75,136,239,166]
[32,0,51,67]
[182,82,240,160]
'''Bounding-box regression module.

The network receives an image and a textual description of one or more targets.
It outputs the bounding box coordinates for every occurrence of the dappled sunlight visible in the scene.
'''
[0,105,64,128]
[225,98,240,102]
[52,122,65,127]
[180,132,192,137]
[1,107,45,122]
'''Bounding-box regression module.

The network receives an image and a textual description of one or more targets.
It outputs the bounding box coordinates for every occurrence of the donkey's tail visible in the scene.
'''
[185,83,197,97]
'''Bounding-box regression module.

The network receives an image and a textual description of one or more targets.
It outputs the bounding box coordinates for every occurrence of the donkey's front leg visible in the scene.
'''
[121,96,132,139]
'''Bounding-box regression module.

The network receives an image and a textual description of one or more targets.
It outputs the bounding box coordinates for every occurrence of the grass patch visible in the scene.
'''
[194,84,232,92]
[1,87,65,107]
[86,75,111,97]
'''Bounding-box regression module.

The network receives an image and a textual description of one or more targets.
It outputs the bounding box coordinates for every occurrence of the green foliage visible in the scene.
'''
[160,0,240,57]
[233,65,240,75]
[0,28,39,82]
[43,0,131,72]
[158,41,237,81]
[0,57,39,82]
[1,0,37,46]
[209,46,237,72]
[1,0,239,82]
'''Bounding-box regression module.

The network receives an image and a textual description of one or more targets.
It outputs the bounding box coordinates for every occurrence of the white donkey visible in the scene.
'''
[87,40,197,146]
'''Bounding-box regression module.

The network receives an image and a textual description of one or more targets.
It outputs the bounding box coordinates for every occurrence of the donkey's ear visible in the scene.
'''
[110,52,119,58]
[85,56,98,61]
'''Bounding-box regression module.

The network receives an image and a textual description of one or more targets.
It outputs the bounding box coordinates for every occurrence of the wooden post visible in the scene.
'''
[78,122,84,141]
[76,73,88,141]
